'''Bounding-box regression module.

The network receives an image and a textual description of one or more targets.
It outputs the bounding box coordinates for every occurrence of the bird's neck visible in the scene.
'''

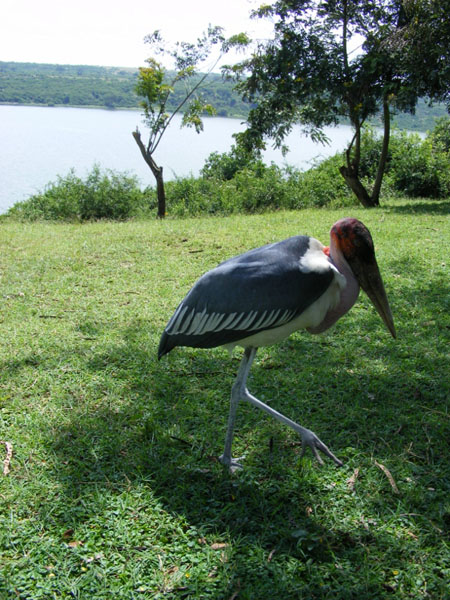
[331,246,360,309]
[308,243,360,334]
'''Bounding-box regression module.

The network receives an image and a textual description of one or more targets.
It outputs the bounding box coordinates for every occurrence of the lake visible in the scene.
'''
[0,104,357,214]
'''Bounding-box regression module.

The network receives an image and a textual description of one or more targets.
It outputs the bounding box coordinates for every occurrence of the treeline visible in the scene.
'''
[0,61,251,118]
[1,61,448,129]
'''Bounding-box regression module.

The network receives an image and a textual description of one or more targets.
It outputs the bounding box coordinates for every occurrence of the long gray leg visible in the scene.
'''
[242,390,343,466]
[220,346,342,470]
[219,347,257,471]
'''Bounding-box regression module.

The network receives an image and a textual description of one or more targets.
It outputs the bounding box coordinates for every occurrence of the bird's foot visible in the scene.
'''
[299,428,343,467]
[219,454,245,473]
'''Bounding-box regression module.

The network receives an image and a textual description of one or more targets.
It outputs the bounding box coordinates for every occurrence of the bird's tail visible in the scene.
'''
[158,330,173,360]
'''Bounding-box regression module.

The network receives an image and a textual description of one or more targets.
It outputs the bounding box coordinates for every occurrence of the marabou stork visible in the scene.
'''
[159,218,396,469]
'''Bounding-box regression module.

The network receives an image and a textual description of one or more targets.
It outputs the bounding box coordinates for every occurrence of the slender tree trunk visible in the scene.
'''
[339,91,393,208]
[154,171,166,218]
[132,129,166,218]
[339,163,374,207]
[338,2,378,208]
[339,120,375,207]
[371,96,391,206]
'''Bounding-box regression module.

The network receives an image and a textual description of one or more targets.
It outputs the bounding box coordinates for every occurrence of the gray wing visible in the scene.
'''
[158,235,334,357]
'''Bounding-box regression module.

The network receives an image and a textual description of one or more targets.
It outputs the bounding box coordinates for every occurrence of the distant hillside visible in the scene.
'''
[0,61,251,118]
[387,99,448,132]
[0,62,138,109]
[0,61,447,130]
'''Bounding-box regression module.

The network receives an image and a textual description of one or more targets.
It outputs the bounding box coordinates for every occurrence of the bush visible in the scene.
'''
[163,154,357,217]
[389,134,442,197]
[78,166,147,220]
[201,145,267,180]
[430,116,450,152]
[289,155,356,209]
[164,177,223,217]
[6,165,150,221]
[359,121,450,198]
[165,169,288,217]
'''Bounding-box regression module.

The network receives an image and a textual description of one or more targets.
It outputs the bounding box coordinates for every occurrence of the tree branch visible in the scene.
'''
[132,128,161,178]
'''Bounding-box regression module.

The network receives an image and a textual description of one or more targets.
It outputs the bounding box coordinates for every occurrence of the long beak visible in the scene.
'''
[356,259,396,338]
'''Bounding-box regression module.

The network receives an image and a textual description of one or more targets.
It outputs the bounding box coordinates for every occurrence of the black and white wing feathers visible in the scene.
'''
[158,235,335,357]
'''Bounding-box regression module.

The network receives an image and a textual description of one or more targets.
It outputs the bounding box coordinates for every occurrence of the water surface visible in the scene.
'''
[0,104,355,213]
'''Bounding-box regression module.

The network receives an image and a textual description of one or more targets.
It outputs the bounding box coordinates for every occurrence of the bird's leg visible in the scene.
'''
[220,347,342,470]
[242,390,343,467]
[219,347,257,472]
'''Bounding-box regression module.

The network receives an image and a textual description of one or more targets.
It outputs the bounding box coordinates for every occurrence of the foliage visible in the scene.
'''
[166,119,449,216]
[359,121,450,198]
[0,60,447,130]
[232,1,399,139]
[6,165,148,221]
[3,155,356,222]
[388,136,446,198]
[386,0,450,109]
[0,204,449,599]
[287,155,356,208]
[0,62,139,109]
[135,27,230,141]
[429,115,450,152]
[201,144,267,180]
[227,0,450,207]
[133,27,234,217]
[77,167,148,220]
[163,155,356,217]
[390,98,448,131]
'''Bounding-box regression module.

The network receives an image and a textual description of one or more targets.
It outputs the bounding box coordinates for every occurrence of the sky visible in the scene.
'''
[1,0,274,69]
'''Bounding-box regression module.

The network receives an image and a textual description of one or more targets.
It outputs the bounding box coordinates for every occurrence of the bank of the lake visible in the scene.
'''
[0,104,359,214]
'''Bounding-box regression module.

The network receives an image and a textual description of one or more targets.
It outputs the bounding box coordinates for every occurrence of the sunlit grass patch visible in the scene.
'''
[1,199,449,599]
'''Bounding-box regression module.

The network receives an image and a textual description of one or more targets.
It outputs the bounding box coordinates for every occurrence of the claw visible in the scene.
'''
[299,428,343,467]
[219,454,245,473]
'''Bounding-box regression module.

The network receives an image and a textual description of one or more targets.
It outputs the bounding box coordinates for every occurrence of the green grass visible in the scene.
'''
[1,199,449,599]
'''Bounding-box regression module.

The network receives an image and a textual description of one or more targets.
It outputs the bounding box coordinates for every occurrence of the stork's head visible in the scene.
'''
[331,218,396,338]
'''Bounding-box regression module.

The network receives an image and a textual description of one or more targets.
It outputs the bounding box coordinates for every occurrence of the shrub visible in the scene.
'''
[428,117,450,197]
[12,118,447,222]
[78,166,147,220]
[289,154,356,209]
[430,116,450,152]
[164,177,223,217]
[359,121,450,198]
[389,134,442,197]
[201,145,267,180]
[231,164,291,212]
[7,165,149,221]
[163,155,357,217]
[7,171,84,221]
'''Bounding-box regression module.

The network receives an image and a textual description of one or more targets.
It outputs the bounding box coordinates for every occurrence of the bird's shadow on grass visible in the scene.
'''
[37,296,448,598]
[12,252,443,597]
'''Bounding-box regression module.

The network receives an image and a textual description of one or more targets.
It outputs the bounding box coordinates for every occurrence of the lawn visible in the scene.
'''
[1,199,449,599]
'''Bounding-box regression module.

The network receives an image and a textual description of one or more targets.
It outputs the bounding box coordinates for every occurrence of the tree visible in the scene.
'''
[133,27,237,218]
[227,0,449,207]
[386,0,450,108]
